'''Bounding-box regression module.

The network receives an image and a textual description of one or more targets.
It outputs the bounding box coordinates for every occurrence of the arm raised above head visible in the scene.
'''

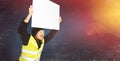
[44,16,62,43]
[24,5,33,23]
[17,5,33,45]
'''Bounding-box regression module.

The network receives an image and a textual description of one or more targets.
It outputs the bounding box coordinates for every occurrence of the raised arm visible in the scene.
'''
[24,5,33,23]
[17,5,33,45]
[17,5,33,35]
[44,16,62,43]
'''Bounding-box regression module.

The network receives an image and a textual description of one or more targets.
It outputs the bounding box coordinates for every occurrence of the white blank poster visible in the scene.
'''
[32,0,60,30]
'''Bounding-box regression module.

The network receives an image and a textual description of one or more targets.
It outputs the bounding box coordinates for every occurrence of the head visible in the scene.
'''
[32,28,45,40]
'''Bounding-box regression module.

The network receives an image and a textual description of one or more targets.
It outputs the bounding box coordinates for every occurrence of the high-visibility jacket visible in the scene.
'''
[19,35,45,61]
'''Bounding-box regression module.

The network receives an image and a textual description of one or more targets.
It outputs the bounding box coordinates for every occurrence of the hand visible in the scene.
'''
[59,16,62,23]
[24,5,33,23]
[28,5,33,16]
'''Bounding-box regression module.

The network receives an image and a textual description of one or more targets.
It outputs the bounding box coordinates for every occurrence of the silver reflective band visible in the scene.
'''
[22,48,42,54]
[21,55,40,61]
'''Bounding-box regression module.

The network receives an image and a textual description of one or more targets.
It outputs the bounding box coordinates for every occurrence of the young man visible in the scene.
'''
[17,5,62,61]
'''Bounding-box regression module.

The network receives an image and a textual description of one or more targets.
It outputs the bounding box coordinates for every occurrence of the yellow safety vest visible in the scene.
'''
[19,35,45,61]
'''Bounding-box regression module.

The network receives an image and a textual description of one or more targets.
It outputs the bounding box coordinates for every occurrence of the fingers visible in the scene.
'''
[28,5,33,16]
[29,5,33,9]
[59,16,62,23]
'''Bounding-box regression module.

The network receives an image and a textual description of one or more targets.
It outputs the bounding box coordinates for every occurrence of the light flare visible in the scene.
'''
[91,0,120,37]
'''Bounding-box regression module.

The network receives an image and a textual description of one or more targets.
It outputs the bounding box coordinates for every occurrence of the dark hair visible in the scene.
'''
[32,28,44,36]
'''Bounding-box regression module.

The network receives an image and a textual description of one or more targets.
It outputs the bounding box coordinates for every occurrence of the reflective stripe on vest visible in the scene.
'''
[19,35,45,61]
[20,55,40,61]
[22,48,42,54]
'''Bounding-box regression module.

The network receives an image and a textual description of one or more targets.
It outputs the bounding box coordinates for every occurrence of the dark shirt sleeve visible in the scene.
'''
[17,21,30,45]
[44,30,58,43]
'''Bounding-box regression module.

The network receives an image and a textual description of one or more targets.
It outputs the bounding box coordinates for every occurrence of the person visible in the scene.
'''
[17,5,62,61]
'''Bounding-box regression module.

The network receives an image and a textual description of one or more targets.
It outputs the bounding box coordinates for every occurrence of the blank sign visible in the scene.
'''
[32,0,60,30]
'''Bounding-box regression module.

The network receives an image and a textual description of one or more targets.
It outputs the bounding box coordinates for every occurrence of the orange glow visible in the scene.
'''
[91,0,120,37]
[87,23,108,36]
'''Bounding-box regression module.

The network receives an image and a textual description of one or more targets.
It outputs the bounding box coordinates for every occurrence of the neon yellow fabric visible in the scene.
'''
[19,35,44,61]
